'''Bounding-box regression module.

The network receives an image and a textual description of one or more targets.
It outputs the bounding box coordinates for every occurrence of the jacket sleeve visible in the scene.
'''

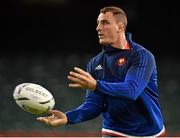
[95,49,156,101]
[65,61,104,124]
[65,90,104,124]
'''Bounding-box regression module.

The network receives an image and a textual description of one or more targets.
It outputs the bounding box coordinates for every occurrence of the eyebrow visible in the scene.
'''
[97,19,110,23]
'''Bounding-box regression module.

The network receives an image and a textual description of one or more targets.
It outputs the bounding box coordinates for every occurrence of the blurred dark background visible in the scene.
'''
[0,0,179,137]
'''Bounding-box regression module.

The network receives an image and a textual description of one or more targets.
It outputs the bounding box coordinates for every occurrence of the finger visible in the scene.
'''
[69,83,83,88]
[69,71,84,80]
[48,119,63,127]
[68,74,89,88]
[68,75,86,85]
[68,72,89,84]
[74,67,90,77]
[48,110,61,115]
[37,117,48,121]
[48,109,55,114]
[37,117,43,121]
[37,117,49,123]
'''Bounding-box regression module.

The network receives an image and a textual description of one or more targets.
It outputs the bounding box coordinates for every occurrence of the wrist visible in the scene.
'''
[91,80,97,91]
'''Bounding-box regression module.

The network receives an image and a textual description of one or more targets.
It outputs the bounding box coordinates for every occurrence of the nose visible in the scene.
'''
[96,23,101,31]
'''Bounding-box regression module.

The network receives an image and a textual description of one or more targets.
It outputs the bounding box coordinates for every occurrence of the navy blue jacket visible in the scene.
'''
[66,33,164,136]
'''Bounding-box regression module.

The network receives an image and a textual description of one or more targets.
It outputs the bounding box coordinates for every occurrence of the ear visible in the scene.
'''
[117,22,124,32]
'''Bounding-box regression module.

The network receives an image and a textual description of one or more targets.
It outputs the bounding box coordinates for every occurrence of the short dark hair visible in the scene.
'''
[100,6,127,31]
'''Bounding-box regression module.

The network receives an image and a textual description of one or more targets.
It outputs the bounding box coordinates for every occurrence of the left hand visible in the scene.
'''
[68,67,97,91]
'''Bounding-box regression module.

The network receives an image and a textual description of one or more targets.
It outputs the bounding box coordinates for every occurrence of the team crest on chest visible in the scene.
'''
[117,57,126,66]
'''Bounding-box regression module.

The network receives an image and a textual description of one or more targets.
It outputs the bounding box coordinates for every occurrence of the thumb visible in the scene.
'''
[48,109,61,115]
[48,109,55,114]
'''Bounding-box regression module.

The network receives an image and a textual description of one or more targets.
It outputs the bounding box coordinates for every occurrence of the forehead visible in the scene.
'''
[97,12,115,22]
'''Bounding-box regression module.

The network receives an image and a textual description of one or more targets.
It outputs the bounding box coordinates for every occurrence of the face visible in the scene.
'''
[96,12,121,45]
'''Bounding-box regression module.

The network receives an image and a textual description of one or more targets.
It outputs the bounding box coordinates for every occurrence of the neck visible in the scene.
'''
[121,41,127,49]
[111,34,127,49]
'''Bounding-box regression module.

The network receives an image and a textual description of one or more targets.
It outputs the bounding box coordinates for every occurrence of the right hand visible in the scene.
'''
[37,109,68,127]
[68,67,97,91]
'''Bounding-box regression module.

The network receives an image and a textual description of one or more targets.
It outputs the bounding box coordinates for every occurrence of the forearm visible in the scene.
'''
[65,106,100,124]
[65,92,104,124]
[95,80,147,100]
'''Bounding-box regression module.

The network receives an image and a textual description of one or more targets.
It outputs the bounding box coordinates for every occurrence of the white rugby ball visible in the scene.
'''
[13,83,55,115]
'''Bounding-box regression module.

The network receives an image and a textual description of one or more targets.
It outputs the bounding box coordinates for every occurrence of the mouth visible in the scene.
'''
[98,34,104,38]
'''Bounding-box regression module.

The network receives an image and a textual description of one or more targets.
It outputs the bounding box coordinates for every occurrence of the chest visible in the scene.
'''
[93,52,132,81]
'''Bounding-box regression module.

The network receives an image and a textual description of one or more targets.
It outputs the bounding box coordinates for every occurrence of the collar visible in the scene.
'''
[102,32,133,53]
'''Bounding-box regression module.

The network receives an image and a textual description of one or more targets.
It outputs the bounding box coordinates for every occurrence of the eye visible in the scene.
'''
[101,20,110,25]
[97,20,110,26]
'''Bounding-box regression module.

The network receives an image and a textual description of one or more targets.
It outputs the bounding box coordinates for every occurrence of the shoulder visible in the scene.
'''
[131,42,155,63]
[127,33,156,62]
[88,51,104,65]
[132,41,154,57]
[86,51,104,73]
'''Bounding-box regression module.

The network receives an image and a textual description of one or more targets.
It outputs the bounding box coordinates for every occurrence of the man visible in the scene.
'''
[37,6,166,137]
